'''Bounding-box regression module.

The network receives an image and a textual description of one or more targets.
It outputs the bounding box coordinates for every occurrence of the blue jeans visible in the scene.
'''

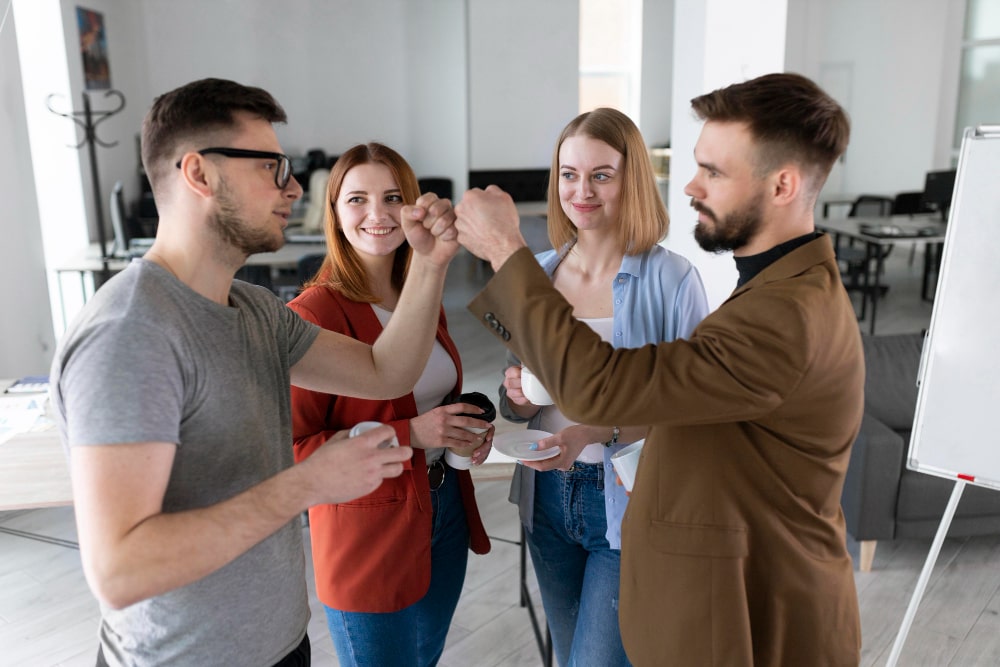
[324,464,469,667]
[526,463,631,667]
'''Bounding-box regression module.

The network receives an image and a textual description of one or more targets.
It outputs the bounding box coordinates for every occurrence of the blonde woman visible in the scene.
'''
[500,109,709,666]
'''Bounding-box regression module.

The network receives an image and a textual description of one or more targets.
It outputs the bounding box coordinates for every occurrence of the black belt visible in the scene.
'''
[427,458,446,491]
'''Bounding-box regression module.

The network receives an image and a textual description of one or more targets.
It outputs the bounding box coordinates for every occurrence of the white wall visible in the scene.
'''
[785,0,963,196]
[0,0,973,377]
[138,0,412,159]
[0,8,56,377]
[640,0,675,147]
[467,0,579,169]
[665,0,788,311]
[402,0,469,192]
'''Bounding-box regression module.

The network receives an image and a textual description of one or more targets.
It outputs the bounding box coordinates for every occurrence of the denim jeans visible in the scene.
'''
[324,464,469,667]
[526,463,631,667]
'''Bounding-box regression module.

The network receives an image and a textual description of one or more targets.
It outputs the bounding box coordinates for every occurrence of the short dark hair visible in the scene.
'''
[141,78,287,196]
[546,107,668,254]
[691,73,850,190]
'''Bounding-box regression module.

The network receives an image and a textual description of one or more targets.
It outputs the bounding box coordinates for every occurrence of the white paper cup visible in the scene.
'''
[520,367,554,406]
[444,449,473,470]
[349,421,399,449]
[610,439,645,492]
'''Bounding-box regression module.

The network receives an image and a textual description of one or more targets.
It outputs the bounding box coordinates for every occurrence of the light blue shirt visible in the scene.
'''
[502,242,710,549]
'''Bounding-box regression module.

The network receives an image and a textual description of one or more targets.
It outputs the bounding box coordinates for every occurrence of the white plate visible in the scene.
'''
[493,429,558,461]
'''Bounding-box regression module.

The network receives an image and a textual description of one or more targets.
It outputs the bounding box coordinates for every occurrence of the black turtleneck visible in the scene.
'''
[734,231,823,287]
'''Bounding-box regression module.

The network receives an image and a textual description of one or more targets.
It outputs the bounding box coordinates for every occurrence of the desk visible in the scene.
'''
[816,216,946,334]
[0,380,71,510]
[56,241,327,273]
[53,242,329,327]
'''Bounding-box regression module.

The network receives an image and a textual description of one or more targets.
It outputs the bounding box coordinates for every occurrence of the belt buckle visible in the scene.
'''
[427,459,446,491]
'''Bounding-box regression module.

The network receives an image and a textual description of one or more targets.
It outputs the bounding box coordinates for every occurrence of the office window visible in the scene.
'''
[579,0,643,121]
[954,0,1000,148]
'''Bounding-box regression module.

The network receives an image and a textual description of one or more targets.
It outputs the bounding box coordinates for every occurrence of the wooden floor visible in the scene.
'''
[4,237,1000,666]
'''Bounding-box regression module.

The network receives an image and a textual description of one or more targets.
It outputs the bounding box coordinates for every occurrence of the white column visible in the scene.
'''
[664,0,788,311]
[14,0,91,336]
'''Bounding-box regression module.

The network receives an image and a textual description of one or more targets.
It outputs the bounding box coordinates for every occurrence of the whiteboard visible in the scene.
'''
[908,126,1000,490]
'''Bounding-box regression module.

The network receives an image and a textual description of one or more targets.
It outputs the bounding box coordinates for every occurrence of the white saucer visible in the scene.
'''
[493,429,558,461]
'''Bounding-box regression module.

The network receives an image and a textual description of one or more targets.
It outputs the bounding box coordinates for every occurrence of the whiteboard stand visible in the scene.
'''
[885,480,966,667]
[890,125,1000,666]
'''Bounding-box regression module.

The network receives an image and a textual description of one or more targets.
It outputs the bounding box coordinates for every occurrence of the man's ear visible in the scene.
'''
[770,165,801,208]
[176,153,215,198]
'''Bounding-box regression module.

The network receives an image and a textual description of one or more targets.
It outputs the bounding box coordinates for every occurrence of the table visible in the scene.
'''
[53,242,328,327]
[816,216,946,334]
[0,380,71,510]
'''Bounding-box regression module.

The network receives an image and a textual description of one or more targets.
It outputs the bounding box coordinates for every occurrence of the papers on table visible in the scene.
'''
[0,393,52,446]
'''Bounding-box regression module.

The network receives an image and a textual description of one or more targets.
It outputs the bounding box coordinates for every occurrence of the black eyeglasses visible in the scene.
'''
[175,147,293,189]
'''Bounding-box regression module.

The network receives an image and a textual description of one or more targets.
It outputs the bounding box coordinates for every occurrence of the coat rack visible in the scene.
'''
[46,89,126,279]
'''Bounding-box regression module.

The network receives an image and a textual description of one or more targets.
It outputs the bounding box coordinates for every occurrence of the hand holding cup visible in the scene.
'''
[444,392,497,469]
[519,366,554,406]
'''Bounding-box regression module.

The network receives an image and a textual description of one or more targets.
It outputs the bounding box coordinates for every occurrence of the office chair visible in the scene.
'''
[838,195,894,308]
[891,191,934,217]
[306,148,327,172]
[893,191,936,266]
[235,266,275,293]
[297,253,326,286]
[849,194,894,218]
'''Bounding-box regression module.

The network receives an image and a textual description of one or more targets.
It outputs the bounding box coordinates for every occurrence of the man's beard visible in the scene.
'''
[209,178,283,256]
[692,193,764,254]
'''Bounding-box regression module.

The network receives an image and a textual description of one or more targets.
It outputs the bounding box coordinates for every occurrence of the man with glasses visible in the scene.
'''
[50,78,462,666]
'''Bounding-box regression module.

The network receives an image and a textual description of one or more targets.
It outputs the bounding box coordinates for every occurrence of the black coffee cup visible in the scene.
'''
[455,392,496,424]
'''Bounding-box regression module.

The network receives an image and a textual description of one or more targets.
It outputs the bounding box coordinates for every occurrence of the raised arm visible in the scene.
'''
[291,193,459,399]
[71,429,411,609]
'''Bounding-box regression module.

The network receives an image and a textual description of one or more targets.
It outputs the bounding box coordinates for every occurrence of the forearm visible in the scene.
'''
[82,464,314,609]
[507,400,540,421]
[372,254,448,394]
[486,238,527,272]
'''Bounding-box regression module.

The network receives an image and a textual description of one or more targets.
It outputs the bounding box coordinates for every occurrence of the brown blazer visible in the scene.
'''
[469,235,863,666]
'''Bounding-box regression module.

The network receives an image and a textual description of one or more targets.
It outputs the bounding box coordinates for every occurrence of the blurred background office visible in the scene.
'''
[0,0,983,378]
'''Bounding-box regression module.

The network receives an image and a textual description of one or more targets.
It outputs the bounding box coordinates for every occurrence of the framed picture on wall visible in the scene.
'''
[76,6,111,90]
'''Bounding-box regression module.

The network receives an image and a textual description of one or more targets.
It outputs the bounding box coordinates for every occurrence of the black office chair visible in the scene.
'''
[297,253,326,286]
[893,191,936,266]
[891,191,934,217]
[234,266,275,293]
[837,195,895,309]
[849,195,894,218]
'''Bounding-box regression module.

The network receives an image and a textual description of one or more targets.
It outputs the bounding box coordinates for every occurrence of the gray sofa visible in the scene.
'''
[841,332,1000,570]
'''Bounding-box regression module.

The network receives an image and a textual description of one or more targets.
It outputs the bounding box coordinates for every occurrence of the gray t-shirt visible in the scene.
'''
[50,259,320,666]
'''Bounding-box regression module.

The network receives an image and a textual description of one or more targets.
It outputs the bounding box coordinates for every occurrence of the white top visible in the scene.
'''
[372,305,456,463]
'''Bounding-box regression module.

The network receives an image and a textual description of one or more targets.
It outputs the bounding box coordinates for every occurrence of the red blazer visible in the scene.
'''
[288,285,490,613]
